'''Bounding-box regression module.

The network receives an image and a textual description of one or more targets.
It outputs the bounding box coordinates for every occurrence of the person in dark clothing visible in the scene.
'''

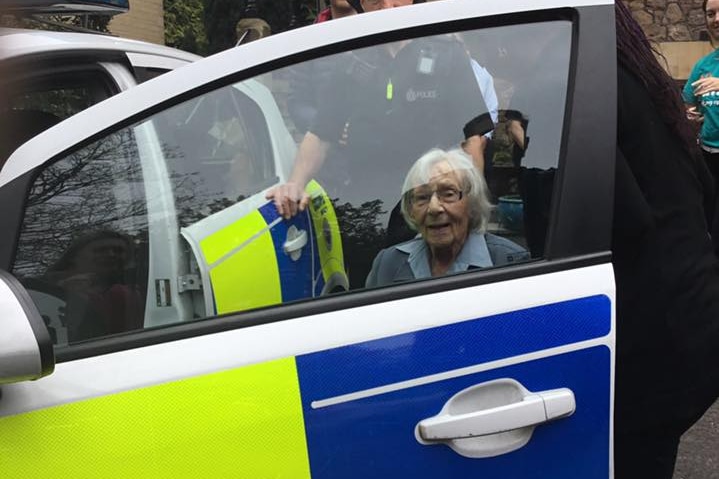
[311,36,490,197]
[267,0,491,220]
[287,0,356,134]
[613,2,719,478]
[268,0,492,289]
[269,35,491,211]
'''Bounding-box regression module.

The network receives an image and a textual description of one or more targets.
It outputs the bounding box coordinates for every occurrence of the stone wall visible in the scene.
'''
[109,0,164,45]
[625,0,708,41]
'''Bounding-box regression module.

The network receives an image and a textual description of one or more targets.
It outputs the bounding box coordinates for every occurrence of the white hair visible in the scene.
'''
[400,148,492,233]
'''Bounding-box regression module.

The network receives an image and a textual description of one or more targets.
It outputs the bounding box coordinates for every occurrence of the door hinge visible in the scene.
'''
[178,274,202,293]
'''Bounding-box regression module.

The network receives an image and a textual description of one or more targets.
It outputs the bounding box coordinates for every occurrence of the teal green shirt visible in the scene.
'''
[683,49,719,149]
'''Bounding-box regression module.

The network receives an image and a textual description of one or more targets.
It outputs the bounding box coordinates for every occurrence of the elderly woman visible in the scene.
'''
[366,148,529,287]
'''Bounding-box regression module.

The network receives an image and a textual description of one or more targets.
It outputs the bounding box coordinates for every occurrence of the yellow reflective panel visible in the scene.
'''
[305,181,345,287]
[0,357,310,479]
[199,210,281,314]
[199,210,268,266]
[210,228,281,314]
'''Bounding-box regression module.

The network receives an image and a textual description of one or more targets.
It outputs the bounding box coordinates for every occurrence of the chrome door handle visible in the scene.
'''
[416,379,575,458]
[283,226,308,261]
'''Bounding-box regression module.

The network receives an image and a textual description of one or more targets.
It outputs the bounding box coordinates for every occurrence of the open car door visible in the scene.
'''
[0,0,616,477]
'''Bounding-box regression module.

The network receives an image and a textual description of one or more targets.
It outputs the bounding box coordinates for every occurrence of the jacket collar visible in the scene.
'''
[395,231,493,280]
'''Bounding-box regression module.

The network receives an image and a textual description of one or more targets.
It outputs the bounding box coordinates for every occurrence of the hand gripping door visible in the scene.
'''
[181,190,316,316]
[181,176,348,316]
[415,378,575,458]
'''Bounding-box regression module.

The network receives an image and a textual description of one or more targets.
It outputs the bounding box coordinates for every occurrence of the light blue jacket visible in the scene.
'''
[365,232,529,288]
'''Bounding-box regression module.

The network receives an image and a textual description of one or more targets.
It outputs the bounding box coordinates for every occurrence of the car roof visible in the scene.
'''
[0,27,200,63]
[1,0,129,15]
[0,0,611,188]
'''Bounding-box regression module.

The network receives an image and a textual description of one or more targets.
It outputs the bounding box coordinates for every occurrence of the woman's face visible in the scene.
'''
[75,238,128,277]
[706,0,719,42]
[409,161,470,256]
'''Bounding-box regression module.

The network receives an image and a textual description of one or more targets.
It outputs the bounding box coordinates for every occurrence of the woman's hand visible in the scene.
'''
[266,181,309,219]
[686,105,705,123]
[692,75,719,96]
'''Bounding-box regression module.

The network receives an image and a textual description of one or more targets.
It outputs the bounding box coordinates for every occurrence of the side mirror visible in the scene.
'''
[0,270,54,385]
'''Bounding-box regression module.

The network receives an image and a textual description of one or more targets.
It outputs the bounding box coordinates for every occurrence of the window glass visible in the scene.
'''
[9,86,95,120]
[0,72,113,164]
[13,130,149,345]
[12,20,571,346]
[133,67,171,83]
[12,84,281,345]
[276,21,571,288]
[6,74,109,121]
[153,86,277,227]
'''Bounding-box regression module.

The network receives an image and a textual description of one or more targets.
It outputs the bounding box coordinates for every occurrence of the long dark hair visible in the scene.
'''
[615,0,697,155]
[702,0,716,47]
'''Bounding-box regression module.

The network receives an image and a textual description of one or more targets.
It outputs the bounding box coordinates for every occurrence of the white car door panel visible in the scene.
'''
[0,263,612,478]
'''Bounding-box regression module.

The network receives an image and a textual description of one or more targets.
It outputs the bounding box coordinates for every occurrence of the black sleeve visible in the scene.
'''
[365,248,386,288]
[614,65,719,371]
[613,65,719,432]
[308,60,354,143]
[287,62,318,133]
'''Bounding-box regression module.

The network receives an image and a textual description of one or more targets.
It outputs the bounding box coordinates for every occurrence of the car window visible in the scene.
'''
[6,74,110,120]
[10,19,572,346]
[152,85,278,227]
[12,128,148,345]
[0,70,114,165]
[278,21,571,288]
[133,67,172,83]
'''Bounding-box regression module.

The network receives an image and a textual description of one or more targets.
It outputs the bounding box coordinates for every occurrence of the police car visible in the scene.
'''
[0,0,201,162]
[0,0,615,477]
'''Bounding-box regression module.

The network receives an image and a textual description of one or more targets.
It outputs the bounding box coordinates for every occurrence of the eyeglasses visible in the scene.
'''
[410,187,463,208]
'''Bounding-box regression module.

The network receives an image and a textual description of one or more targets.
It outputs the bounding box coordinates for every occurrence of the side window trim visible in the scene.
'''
[55,252,611,363]
[544,5,616,259]
[133,121,193,329]
[126,52,192,73]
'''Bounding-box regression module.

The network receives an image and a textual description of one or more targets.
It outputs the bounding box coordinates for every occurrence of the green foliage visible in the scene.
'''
[165,0,318,56]
[167,0,323,56]
[202,0,244,54]
[333,199,387,289]
[334,199,386,250]
[164,0,208,55]
[256,0,318,35]
[164,0,324,55]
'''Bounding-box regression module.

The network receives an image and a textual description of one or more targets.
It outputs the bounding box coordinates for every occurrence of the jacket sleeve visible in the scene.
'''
[365,248,386,288]
[287,62,317,134]
[485,234,530,266]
